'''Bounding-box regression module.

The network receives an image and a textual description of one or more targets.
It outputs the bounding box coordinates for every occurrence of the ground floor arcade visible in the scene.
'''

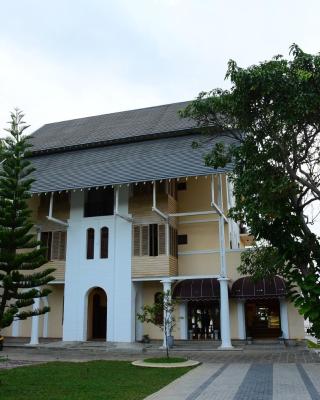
[2,277,305,346]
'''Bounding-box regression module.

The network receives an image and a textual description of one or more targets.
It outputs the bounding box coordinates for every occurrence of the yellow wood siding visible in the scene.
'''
[132,255,171,278]
[38,260,65,282]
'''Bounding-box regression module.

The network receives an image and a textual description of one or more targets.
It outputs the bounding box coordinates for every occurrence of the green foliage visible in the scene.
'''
[0,110,54,332]
[181,45,320,338]
[137,290,177,357]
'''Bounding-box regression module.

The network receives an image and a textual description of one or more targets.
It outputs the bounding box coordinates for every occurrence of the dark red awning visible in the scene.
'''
[231,276,286,299]
[173,278,220,301]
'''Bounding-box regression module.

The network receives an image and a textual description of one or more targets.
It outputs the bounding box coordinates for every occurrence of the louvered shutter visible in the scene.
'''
[158,224,166,255]
[133,226,141,256]
[141,225,149,256]
[52,231,60,260]
[59,231,67,260]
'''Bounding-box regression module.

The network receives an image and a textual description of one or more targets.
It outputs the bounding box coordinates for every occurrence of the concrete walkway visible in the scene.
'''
[1,345,320,399]
[146,363,320,400]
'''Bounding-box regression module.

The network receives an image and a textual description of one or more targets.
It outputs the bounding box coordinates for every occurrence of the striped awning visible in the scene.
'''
[231,276,286,299]
[173,278,220,301]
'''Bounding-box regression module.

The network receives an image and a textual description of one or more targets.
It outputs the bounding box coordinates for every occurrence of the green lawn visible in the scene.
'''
[0,360,192,400]
[307,339,320,349]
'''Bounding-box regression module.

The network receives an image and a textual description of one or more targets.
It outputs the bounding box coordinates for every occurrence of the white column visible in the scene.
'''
[161,278,172,348]
[237,299,246,340]
[179,302,188,340]
[218,277,233,349]
[42,297,49,338]
[12,319,20,337]
[135,282,144,342]
[29,295,40,345]
[279,299,289,339]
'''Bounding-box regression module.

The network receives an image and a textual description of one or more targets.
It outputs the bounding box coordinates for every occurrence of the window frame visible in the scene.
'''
[86,228,95,259]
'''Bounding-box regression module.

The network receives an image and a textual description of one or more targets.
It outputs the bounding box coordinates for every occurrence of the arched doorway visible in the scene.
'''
[87,288,107,340]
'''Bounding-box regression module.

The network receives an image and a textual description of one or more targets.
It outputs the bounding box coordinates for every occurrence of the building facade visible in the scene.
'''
[2,102,305,347]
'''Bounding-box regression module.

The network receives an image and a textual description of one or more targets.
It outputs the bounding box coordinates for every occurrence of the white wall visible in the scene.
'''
[62,187,133,342]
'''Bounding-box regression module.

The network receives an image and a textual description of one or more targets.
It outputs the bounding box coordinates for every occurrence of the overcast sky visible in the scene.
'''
[1,0,319,135]
[1,0,319,233]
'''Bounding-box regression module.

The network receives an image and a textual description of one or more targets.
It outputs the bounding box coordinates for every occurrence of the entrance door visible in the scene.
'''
[245,299,281,338]
[87,288,107,340]
[188,301,220,340]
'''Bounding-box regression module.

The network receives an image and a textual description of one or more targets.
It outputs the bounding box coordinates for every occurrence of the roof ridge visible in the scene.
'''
[32,99,191,130]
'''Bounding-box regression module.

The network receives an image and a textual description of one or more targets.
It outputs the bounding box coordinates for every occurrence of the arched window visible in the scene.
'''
[87,228,94,259]
[154,292,164,325]
[100,227,109,259]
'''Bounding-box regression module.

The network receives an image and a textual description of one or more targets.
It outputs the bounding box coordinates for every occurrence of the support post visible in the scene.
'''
[279,299,289,339]
[135,282,144,342]
[43,297,49,338]
[179,302,188,340]
[12,319,20,337]
[30,233,41,345]
[29,294,40,345]
[237,299,246,340]
[160,278,172,348]
[218,277,233,348]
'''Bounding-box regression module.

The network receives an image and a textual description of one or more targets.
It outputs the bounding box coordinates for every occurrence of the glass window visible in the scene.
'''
[87,228,94,259]
[100,227,109,259]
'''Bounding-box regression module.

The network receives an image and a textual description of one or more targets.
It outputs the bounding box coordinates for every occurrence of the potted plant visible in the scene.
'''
[137,290,177,358]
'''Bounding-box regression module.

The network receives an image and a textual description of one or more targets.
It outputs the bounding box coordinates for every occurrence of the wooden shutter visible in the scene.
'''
[51,231,60,260]
[133,226,141,256]
[40,232,52,261]
[59,231,67,260]
[158,224,166,255]
[141,225,149,256]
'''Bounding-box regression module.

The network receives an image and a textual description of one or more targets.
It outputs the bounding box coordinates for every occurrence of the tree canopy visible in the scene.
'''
[181,44,320,338]
[0,110,54,332]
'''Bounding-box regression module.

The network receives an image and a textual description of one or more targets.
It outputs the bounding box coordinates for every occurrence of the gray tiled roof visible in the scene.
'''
[29,133,233,193]
[30,101,196,153]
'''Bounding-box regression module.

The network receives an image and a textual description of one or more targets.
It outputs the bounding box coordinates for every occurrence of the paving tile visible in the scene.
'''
[196,363,251,400]
[232,363,273,400]
[273,364,312,400]
[144,364,222,400]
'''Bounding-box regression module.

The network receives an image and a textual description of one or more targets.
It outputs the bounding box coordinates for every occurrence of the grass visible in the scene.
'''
[0,360,192,400]
[307,339,320,349]
[144,357,187,363]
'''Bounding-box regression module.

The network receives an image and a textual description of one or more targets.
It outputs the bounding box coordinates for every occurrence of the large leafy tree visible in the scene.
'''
[0,110,54,334]
[181,45,320,338]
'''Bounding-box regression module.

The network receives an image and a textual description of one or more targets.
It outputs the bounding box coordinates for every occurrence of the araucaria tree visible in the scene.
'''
[0,110,54,335]
[181,45,320,338]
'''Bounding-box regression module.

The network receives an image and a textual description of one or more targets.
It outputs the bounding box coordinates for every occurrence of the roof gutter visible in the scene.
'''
[46,193,69,227]
[152,182,168,221]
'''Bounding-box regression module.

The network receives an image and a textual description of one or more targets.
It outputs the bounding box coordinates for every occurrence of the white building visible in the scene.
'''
[3,101,305,346]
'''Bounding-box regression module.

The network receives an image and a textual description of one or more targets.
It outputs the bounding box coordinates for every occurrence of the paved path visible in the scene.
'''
[146,363,320,400]
[2,346,319,364]
[2,346,320,398]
